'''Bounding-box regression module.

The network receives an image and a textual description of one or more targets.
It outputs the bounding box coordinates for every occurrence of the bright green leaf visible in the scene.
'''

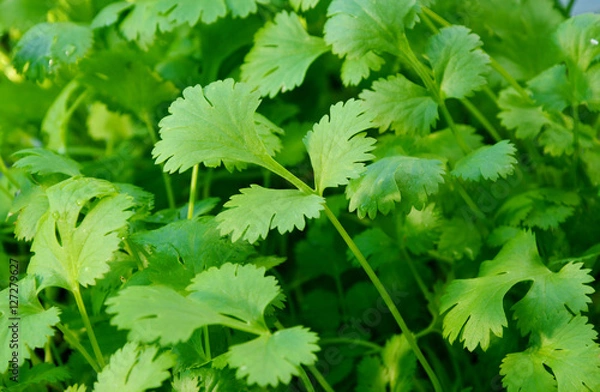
[241,11,328,98]
[216,185,325,243]
[154,80,281,173]
[340,52,385,86]
[427,26,490,99]
[28,177,134,291]
[498,87,550,139]
[0,276,60,372]
[94,343,174,392]
[440,231,595,351]
[227,326,320,387]
[290,0,320,12]
[187,263,281,328]
[41,80,82,153]
[304,99,376,194]
[346,156,445,219]
[359,74,439,135]
[13,148,81,177]
[452,140,517,182]
[157,0,226,26]
[10,184,48,241]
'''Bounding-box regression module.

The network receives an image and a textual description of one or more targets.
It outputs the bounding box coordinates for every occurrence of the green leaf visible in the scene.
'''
[498,87,550,139]
[241,11,328,98]
[10,184,49,241]
[0,276,60,372]
[356,356,387,392]
[501,316,600,392]
[440,231,595,351]
[340,52,385,86]
[555,14,600,73]
[324,0,420,83]
[13,148,81,177]
[94,343,174,392]
[304,99,376,194]
[350,228,397,270]
[528,64,571,112]
[452,140,517,182]
[0,0,51,32]
[225,0,270,18]
[359,74,439,135]
[5,363,71,392]
[290,0,320,12]
[28,177,134,291]
[402,204,441,255]
[216,185,325,243]
[13,22,93,81]
[346,156,445,219]
[438,218,482,261]
[106,285,225,345]
[41,80,82,153]
[154,80,281,173]
[157,0,227,26]
[426,26,490,99]
[227,326,320,387]
[187,263,281,329]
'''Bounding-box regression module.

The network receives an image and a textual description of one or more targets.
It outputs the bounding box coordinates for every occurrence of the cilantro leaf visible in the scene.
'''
[225,0,270,18]
[94,343,174,392]
[216,185,325,243]
[426,26,490,99]
[157,0,227,26]
[359,74,439,135]
[227,326,320,387]
[304,99,376,194]
[498,87,550,139]
[555,14,600,74]
[106,285,225,345]
[241,11,328,98]
[5,363,71,391]
[290,0,320,12]
[324,0,420,83]
[440,231,595,351]
[346,156,445,219]
[341,52,385,86]
[452,140,517,182]
[501,316,600,392]
[154,80,281,173]
[528,64,571,112]
[10,184,49,241]
[13,148,81,177]
[0,276,60,372]
[13,22,93,81]
[28,177,134,291]
[187,263,282,329]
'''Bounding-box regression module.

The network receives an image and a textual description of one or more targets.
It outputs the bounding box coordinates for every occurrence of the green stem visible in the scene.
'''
[203,326,212,360]
[187,164,200,220]
[323,205,442,392]
[72,286,105,368]
[202,168,213,199]
[261,155,315,194]
[298,366,316,392]
[307,365,335,392]
[400,248,433,304]
[141,113,176,209]
[124,238,145,270]
[440,103,471,154]
[454,181,486,219]
[56,323,100,373]
[220,317,266,336]
[460,98,502,142]
[319,338,382,351]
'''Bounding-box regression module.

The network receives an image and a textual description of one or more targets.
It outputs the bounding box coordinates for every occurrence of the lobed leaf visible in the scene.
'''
[426,25,490,99]
[346,156,445,219]
[217,185,325,243]
[452,140,517,182]
[28,177,134,291]
[359,74,438,135]
[241,11,328,98]
[12,148,81,177]
[227,326,320,387]
[154,80,281,173]
[304,99,376,194]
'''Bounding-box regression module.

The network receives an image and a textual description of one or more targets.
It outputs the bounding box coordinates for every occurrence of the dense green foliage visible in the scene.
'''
[1,0,599,391]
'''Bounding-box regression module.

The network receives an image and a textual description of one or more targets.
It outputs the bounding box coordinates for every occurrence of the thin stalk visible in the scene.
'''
[319,338,383,351]
[454,181,486,219]
[261,155,314,194]
[307,365,335,392]
[220,317,265,336]
[460,98,503,142]
[72,286,105,368]
[565,0,576,15]
[202,168,213,199]
[297,367,316,392]
[124,238,145,270]
[141,113,176,209]
[56,323,101,373]
[0,155,19,188]
[323,205,442,392]
[400,248,433,304]
[187,164,200,219]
